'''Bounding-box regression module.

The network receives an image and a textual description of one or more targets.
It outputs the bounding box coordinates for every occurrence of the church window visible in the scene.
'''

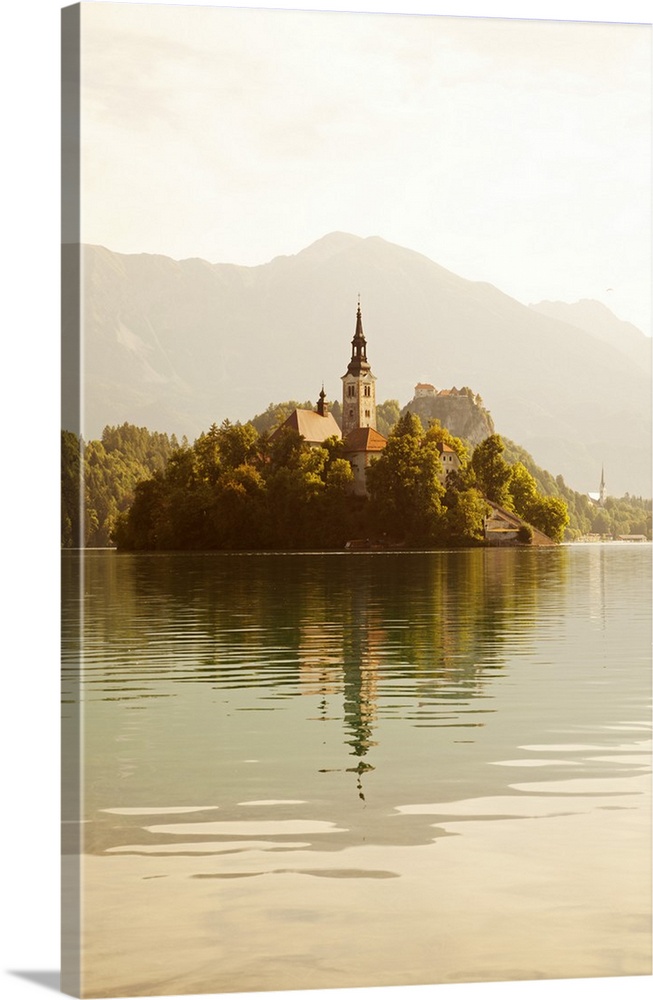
[349,409,354,418]
[347,384,356,397]
[364,385,371,397]
[365,409,370,418]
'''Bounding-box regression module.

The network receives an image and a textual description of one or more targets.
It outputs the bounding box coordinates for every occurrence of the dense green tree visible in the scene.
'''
[376,399,401,438]
[101,423,176,470]
[443,487,489,546]
[508,462,539,515]
[366,412,445,545]
[527,495,570,543]
[212,464,269,549]
[591,508,613,536]
[115,420,361,551]
[424,419,470,465]
[470,434,513,507]
[517,524,534,544]
[113,473,168,551]
[61,431,82,547]
[505,462,569,542]
[84,440,121,547]
[64,423,178,547]
[265,426,306,473]
[193,423,223,486]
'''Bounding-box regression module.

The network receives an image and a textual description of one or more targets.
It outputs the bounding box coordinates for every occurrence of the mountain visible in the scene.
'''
[529,298,651,370]
[71,233,651,497]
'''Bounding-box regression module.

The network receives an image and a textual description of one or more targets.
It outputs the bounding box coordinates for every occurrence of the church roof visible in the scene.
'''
[274,408,342,444]
[343,426,387,454]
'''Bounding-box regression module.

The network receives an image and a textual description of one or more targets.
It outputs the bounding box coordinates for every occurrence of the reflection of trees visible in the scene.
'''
[70,546,568,724]
[65,547,574,854]
[295,550,568,796]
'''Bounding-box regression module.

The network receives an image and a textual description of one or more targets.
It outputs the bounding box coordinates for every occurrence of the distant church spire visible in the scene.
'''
[599,465,606,505]
[316,384,327,417]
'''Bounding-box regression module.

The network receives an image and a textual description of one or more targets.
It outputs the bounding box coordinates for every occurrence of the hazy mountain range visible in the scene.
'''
[73,232,651,497]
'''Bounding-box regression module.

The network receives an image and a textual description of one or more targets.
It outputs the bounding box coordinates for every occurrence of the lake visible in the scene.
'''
[61,545,651,997]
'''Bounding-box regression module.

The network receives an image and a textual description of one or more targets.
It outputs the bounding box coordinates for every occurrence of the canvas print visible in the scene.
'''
[61,2,652,998]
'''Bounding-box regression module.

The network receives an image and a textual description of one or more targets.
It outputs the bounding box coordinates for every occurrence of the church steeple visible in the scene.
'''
[341,300,377,438]
[347,301,370,376]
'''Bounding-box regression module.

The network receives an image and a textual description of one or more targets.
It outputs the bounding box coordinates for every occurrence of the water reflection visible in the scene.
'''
[61,546,651,864]
[62,546,652,995]
[63,547,568,692]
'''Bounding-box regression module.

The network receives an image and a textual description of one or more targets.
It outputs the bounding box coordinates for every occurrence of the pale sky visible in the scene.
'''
[77,0,652,334]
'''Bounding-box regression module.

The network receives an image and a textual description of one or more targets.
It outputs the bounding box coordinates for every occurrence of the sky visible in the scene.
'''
[77,0,651,335]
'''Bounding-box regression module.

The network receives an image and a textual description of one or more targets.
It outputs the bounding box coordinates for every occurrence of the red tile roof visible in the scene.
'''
[343,426,388,453]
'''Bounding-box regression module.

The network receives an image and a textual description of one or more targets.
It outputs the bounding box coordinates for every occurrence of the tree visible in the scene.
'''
[471,434,513,507]
[424,419,470,465]
[592,508,613,537]
[113,474,167,550]
[508,462,539,517]
[265,445,329,548]
[444,487,489,546]
[527,495,569,543]
[212,464,269,549]
[517,524,533,545]
[376,399,401,438]
[215,420,262,471]
[61,431,82,547]
[193,423,222,486]
[367,412,445,544]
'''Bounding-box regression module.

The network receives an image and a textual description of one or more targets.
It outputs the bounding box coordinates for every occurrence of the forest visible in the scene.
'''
[61,405,652,550]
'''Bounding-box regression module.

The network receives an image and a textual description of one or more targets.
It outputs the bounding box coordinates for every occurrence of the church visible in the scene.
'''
[272,302,387,495]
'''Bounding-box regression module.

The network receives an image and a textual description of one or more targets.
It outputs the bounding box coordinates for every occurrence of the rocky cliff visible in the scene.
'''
[403,389,495,447]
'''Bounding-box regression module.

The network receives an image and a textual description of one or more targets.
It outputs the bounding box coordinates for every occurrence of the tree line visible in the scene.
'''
[92,417,568,550]
[61,423,181,547]
[62,411,651,550]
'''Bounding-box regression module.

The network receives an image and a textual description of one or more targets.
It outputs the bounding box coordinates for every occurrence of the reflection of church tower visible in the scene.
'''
[341,302,377,438]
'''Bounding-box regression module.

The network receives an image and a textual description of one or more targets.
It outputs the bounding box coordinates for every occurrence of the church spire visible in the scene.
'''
[347,300,371,376]
[341,299,377,438]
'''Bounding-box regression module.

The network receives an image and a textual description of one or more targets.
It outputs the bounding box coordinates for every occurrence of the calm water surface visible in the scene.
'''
[62,546,651,997]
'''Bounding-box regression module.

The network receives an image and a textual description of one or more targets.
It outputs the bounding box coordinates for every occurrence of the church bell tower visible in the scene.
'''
[341,301,377,438]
